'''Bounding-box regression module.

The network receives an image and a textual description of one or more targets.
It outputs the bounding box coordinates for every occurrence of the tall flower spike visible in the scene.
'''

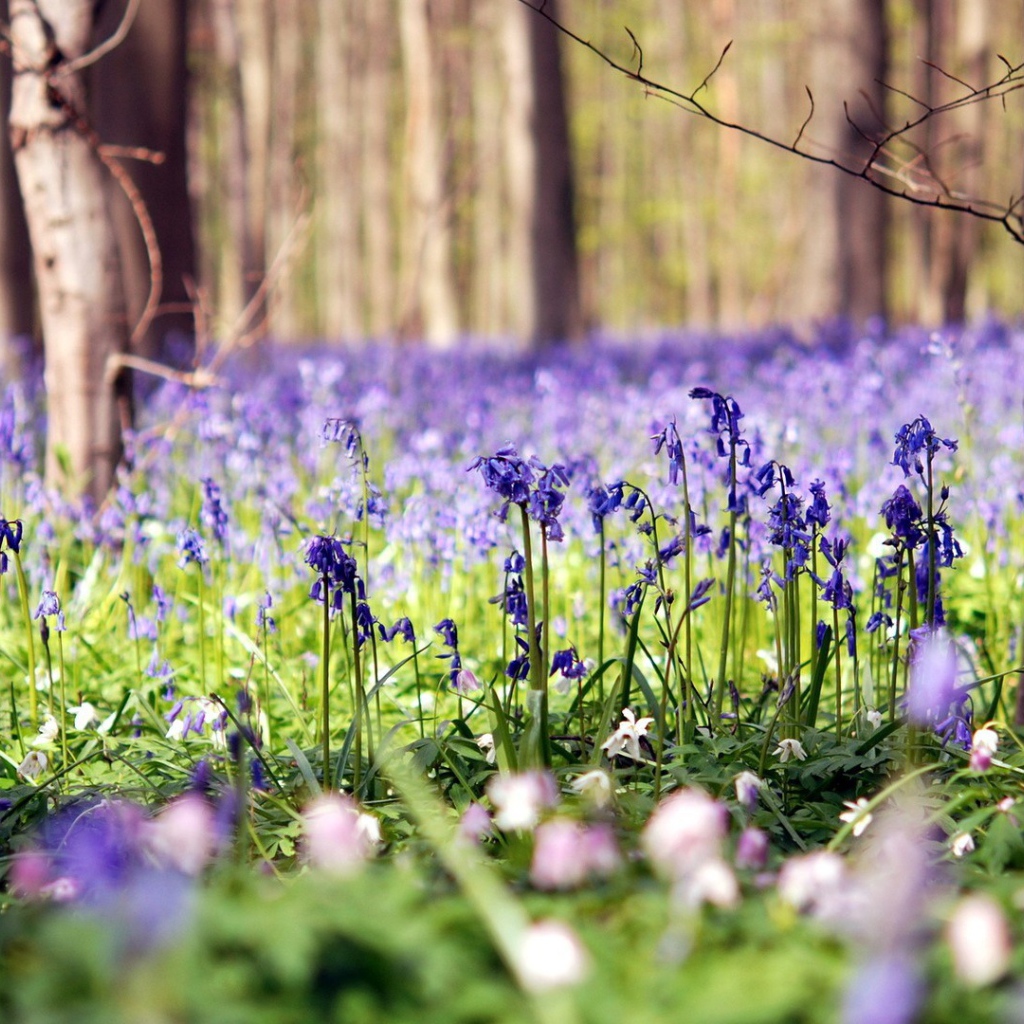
[892,415,958,478]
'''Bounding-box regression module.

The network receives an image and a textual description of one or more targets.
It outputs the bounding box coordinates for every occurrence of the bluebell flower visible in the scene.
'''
[806,479,831,529]
[176,527,208,568]
[434,618,464,687]
[34,589,66,632]
[305,534,359,604]
[892,415,958,477]
[550,646,587,681]
[201,477,229,546]
[880,486,923,547]
[587,481,623,532]
[256,591,276,632]
[651,419,684,485]
[689,388,750,466]
[379,616,415,644]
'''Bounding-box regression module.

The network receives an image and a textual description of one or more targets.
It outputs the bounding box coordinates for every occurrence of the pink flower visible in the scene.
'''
[458,802,492,843]
[146,794,217,875]
[969,727,998,772]
[735,826,769,870]
[641,788,728,878]
[947,894,1011,987]
[487,771,558,832]
[530,819,621,890]
[777,850,847,917]
[301,794,380,874]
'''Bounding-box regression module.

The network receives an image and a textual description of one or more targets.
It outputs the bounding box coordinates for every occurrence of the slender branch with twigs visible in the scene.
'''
[517,0,1024,246]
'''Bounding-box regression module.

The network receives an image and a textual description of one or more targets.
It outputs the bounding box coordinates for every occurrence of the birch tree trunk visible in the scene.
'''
[8,0,129,501]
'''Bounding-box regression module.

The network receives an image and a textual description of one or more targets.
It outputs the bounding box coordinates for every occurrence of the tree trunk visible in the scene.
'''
[8,0,129,501]
[361,1,396,339]
[210,0,261,323]
[399,0,459,347]
[266,0,302,339]
[0,0,35,376]
[316,0,361,340]
[502,0,581,346]
[794,0,889,325]
[89,0,194,367]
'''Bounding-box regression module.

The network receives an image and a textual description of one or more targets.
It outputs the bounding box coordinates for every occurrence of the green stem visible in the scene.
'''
[715,446,739,729]
[321,572,332,791]
[12,551,37,728]
[519,505,548,768]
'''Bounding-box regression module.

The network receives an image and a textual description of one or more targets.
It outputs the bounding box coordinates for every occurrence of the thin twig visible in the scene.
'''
[59,0,143,75]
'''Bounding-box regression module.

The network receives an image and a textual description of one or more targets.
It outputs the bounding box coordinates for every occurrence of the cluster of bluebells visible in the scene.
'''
[434,617,478,692]
[0,515,22,575]
[176,527,208,569]
[305,534,360,611]
[892,415,958,478]
[470,444,572,540]
[201,477,229,547]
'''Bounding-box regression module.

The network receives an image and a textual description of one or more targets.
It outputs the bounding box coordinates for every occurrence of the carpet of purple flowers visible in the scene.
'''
[2,319,1024,1022]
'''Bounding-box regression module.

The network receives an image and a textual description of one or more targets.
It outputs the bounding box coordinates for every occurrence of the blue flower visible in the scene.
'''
[201,477,229,546]
[176,527,208,568]
[892,415,958,477]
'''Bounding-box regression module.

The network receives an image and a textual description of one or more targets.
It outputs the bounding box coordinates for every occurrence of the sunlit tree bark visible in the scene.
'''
[8,0,129,500]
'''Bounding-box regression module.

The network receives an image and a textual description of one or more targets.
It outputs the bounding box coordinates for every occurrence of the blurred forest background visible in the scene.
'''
[1,0,1022,367]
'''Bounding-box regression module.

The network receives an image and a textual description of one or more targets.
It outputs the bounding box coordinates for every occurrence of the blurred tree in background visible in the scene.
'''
[2,0,1022,371]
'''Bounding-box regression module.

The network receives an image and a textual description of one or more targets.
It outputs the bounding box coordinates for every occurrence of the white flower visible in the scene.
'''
[950,832,975,858]
[514,920,590,993]
[839,798,873,837]
[773,738,807,762]
[947,894,1011,987]
[969,726,999,772]
[777,850,847,916]
[32,714,59,748]
[476,733,496,764]
[165,719,186,741]
[18,750,48,781]
[601,708,654,761]
[67,702,99,732]
[865,708,883,729]
[569,769,613,808]
[487,771,558,832]
[733,770,762,811]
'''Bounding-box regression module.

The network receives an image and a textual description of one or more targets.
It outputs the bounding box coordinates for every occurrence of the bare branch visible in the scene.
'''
[696,40,732,97]
[59,0,142,75]
[516,0,1024,247]
[624,25,642,78]
[793,86,814,149]
[921,58,975,94]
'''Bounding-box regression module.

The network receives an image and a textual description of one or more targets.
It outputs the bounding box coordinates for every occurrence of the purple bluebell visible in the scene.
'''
[892,415,958,477]
[33,589,66,632]
[550,646,587,681]
[201,477,229,546]
[176,527,208,568]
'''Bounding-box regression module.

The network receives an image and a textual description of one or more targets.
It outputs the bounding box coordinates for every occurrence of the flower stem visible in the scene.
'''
[321,571,332,790]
